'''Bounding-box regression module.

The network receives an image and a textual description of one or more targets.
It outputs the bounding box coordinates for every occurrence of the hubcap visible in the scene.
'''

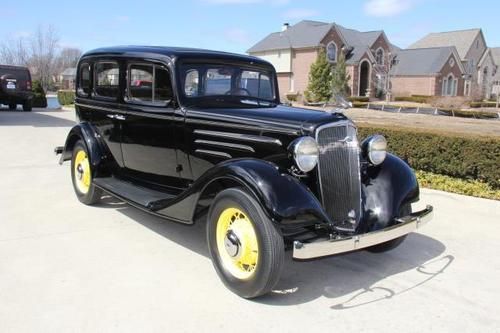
[216,208,259,280]
[74,150,91,194]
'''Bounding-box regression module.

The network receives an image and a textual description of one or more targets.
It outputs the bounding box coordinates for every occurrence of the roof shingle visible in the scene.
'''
[408,29,481,60]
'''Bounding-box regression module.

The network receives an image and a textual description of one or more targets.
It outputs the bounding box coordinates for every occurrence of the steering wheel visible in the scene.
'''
[225,88,251,96]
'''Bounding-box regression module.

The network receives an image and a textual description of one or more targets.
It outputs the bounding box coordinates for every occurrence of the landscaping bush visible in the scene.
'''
[351,102,368,108]
[31,80,47,108]
[394,95,433,104]
[431,96,469,109]
[357,125,500,189]
[57,90,76,106]
[285,92,300,102]
[469,101,499,108]
[349,96,369,103]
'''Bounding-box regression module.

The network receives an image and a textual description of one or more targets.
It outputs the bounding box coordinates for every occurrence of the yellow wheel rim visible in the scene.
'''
[216,207,259,280]
[74,150,91,194]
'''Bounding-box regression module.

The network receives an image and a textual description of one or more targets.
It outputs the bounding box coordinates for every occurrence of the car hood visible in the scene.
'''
[185,104,348,135]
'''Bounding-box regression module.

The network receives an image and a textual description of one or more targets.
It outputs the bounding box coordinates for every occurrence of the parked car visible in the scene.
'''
[56,46,433,299]
[0,65,33,111]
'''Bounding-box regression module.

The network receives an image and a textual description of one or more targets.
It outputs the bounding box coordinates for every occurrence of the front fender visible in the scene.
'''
[361,153,420,231]
[59,122,106,172]
[155,158,330,225]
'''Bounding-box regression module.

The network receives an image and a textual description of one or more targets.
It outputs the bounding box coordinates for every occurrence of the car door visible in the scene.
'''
[120,61,187,191]
[76,60,125,169]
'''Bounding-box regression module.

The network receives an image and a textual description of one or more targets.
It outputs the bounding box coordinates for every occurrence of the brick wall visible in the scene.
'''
[391,76,437,96]
[291,48,319,96]
[276,73,290,100]
[435,54,464,96]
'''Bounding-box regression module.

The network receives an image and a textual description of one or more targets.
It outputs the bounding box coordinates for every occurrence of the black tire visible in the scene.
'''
[70,140,102,205]
[23,100,32,111]
[8,104,16,110]
[207,188,284,299]
[366,204,411,253]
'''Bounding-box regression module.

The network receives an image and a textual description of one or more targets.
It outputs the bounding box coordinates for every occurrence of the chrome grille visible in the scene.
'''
[316,122,362,227]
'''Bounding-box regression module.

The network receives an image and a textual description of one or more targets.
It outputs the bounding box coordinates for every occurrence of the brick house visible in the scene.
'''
[408,29,496,98]
[490,48,500,97]
[390,47,466,97]
[247,20,395,100]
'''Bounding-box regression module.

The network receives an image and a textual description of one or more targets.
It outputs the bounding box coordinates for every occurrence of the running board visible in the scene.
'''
[93,177,175,210]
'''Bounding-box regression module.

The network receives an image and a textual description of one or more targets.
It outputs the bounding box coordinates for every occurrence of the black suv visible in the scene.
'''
[0,65,33,111]
[57,46,433,298]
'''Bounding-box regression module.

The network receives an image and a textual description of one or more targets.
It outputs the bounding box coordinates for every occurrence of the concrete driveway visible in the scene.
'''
[1,108,499,332]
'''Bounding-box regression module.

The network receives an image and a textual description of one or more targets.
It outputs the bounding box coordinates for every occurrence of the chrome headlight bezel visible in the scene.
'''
[291,136,319,173]
[362,135,387,166]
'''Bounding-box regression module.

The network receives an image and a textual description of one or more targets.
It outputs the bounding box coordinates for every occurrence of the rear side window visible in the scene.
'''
[127,63,172,106]
[77,63,91,97]
[94,61,120,98]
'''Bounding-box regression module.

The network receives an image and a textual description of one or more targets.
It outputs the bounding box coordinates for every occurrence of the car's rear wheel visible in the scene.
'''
[23,100,32,111]
[207,188,284,299]
[71,140,102,205]
[366,204,411,253]
[8,103,16,110]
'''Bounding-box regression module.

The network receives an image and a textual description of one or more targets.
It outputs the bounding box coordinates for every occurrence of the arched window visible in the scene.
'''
[326,42,337,63]
[442,73,457,96]
[375,48,384,65]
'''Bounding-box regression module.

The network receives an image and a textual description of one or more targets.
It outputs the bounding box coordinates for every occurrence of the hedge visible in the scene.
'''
[394,95,433,104]
[469,101,499,108]
[57,90,75,106]
[31,80,47,108]
[357,125,500,189]
[349,96,369,103]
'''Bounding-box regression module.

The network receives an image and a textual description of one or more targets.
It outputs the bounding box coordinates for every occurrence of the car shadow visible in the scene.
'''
[96,196,450,307]
[0,108,75,127]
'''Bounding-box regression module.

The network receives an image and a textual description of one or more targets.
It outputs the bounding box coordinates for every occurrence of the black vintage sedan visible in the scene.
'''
[56,46,433,298]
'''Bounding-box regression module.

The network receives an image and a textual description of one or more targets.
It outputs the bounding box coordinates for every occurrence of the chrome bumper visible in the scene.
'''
[293,205,433,260]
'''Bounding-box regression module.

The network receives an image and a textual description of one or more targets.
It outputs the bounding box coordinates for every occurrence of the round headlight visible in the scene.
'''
[363,135,387,165]
[292,136,319,172]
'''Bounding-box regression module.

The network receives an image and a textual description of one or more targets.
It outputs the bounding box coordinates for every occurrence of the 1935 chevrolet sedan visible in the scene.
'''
[56,46,433,298]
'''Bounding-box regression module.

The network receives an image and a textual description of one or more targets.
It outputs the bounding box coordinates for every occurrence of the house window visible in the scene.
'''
[375,48,384,65]
[464,80,471,96]
[326,42,337,63]
[449,58,455,67]
[442,74,458,96]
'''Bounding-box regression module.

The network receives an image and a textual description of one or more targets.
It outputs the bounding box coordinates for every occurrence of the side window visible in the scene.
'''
[184,69,199,97]
[94,61,119,98]
[127,63,172,106]
[77,63,91,97]
[240,71,273,99]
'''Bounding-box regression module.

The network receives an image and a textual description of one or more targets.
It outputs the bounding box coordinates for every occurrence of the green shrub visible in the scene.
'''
[357,125,500,189]
[469,101,499,108]
[416,171,500,200]
[349,96,369,102]
[31,80,47,108]
[57,90,75,105]
[285,92,300,102]
[394,95,433,104]
[351,102,368,108]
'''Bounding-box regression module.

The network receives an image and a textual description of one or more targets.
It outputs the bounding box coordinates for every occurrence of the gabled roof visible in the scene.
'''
[408,29,482,60]
[247,20,385,61]
[247,20,334,53]
[490,47,500,67]
[391,46,464,76]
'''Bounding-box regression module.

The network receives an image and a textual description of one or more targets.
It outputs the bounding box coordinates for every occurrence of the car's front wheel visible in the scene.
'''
[71,140,102,205]
[207,188,284,299]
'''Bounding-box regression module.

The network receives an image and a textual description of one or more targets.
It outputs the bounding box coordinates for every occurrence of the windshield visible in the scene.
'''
[178,63,277,108]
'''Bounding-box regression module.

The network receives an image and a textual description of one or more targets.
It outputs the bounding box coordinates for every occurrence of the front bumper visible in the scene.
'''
[293,205,433,260]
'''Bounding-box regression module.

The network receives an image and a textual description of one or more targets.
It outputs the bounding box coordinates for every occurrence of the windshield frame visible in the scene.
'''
[175,58,280,109]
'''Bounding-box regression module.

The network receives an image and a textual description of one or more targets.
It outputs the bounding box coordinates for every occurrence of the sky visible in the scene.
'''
[1,0,500,55]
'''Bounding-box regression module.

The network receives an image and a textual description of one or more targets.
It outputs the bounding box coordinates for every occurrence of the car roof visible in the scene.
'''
[82,46,273,67]
[0,65,30,71]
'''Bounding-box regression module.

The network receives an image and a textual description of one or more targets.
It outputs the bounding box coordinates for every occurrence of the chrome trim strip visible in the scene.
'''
[188,119,297,135]
[194,149,232,159]
[293,205,433,260]
[194,129,282,146]
[195,139,255,153]
[76,102,125,114]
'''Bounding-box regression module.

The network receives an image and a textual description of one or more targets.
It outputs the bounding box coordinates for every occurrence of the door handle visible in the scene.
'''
[106,114,126,121]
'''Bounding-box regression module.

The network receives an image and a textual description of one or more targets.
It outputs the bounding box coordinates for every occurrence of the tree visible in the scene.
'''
[331,51,350,98]
[304,49,333,103]
[29,25,60,90]
[56,47,82,73]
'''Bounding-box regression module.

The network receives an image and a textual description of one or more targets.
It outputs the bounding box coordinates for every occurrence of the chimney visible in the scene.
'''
[282,23,290,32]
